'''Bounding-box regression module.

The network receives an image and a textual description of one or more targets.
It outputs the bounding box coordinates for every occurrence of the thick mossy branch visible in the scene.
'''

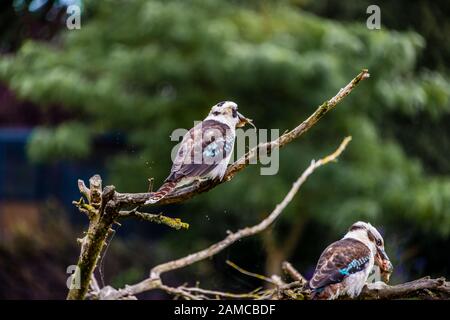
[67,178,189,300]
[72,198,96,218]
[67,175,114,300]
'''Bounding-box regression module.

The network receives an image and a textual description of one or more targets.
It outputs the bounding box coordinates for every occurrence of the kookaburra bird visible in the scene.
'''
[309,221,393,300]
[145,101,254,205]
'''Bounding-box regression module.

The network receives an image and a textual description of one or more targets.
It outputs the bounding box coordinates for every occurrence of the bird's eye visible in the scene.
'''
[376,239,382,246]
[213,111,221,116]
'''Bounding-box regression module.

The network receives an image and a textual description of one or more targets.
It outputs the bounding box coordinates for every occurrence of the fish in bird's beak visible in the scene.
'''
[375,247,393,282]
[236,111,255,128]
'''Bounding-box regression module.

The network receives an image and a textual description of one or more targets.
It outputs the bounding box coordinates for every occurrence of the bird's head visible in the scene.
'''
[207,101,255,128]
[346,221,393,276]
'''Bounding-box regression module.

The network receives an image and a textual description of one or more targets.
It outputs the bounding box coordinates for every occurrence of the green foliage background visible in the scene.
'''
[1,0,449,293]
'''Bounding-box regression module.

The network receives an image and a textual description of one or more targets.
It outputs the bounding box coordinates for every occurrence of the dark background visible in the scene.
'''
[0,0,449,299]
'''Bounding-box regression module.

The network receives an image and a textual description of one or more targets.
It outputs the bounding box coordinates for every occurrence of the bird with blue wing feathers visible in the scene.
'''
[309,221,393,299]
[145,101,254,205]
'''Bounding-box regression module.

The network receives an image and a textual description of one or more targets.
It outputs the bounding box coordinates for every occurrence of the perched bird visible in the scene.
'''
[145,101,254,204]
[309,221,393,300]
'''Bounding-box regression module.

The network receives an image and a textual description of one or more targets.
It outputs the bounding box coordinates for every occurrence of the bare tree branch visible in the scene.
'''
[96,137,352,299]
[68,70,368,300]
[85,134,450,301]
[158,284,201,300]
[67,176,114,300]
[282,261,308,286]
[181,286,264,299]
[359,277,450,300]
[226,260,277,285]
[272,277,450,300]
[112,70,370,208]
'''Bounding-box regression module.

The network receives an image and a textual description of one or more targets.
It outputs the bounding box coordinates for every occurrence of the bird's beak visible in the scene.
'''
[236,111,255,128]
[376,247,393,282]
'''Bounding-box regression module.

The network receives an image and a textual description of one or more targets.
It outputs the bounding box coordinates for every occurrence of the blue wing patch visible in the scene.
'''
[203,135,234,159]
[203,142,219,158]
[339,256,370,276]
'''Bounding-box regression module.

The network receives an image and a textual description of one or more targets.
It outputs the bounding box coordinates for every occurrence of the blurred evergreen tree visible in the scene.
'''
[301,0,450,176]
[1,0,449,285]
[302,0,450,72]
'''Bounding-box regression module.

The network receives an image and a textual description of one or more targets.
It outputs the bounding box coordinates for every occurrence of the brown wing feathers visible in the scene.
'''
[145,181,178,204]
[309,238,371,291]
[167,120,230,182]
[146,120,231,204]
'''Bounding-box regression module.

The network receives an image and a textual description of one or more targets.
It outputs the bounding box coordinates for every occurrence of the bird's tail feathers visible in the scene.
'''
[145,181,177,205]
